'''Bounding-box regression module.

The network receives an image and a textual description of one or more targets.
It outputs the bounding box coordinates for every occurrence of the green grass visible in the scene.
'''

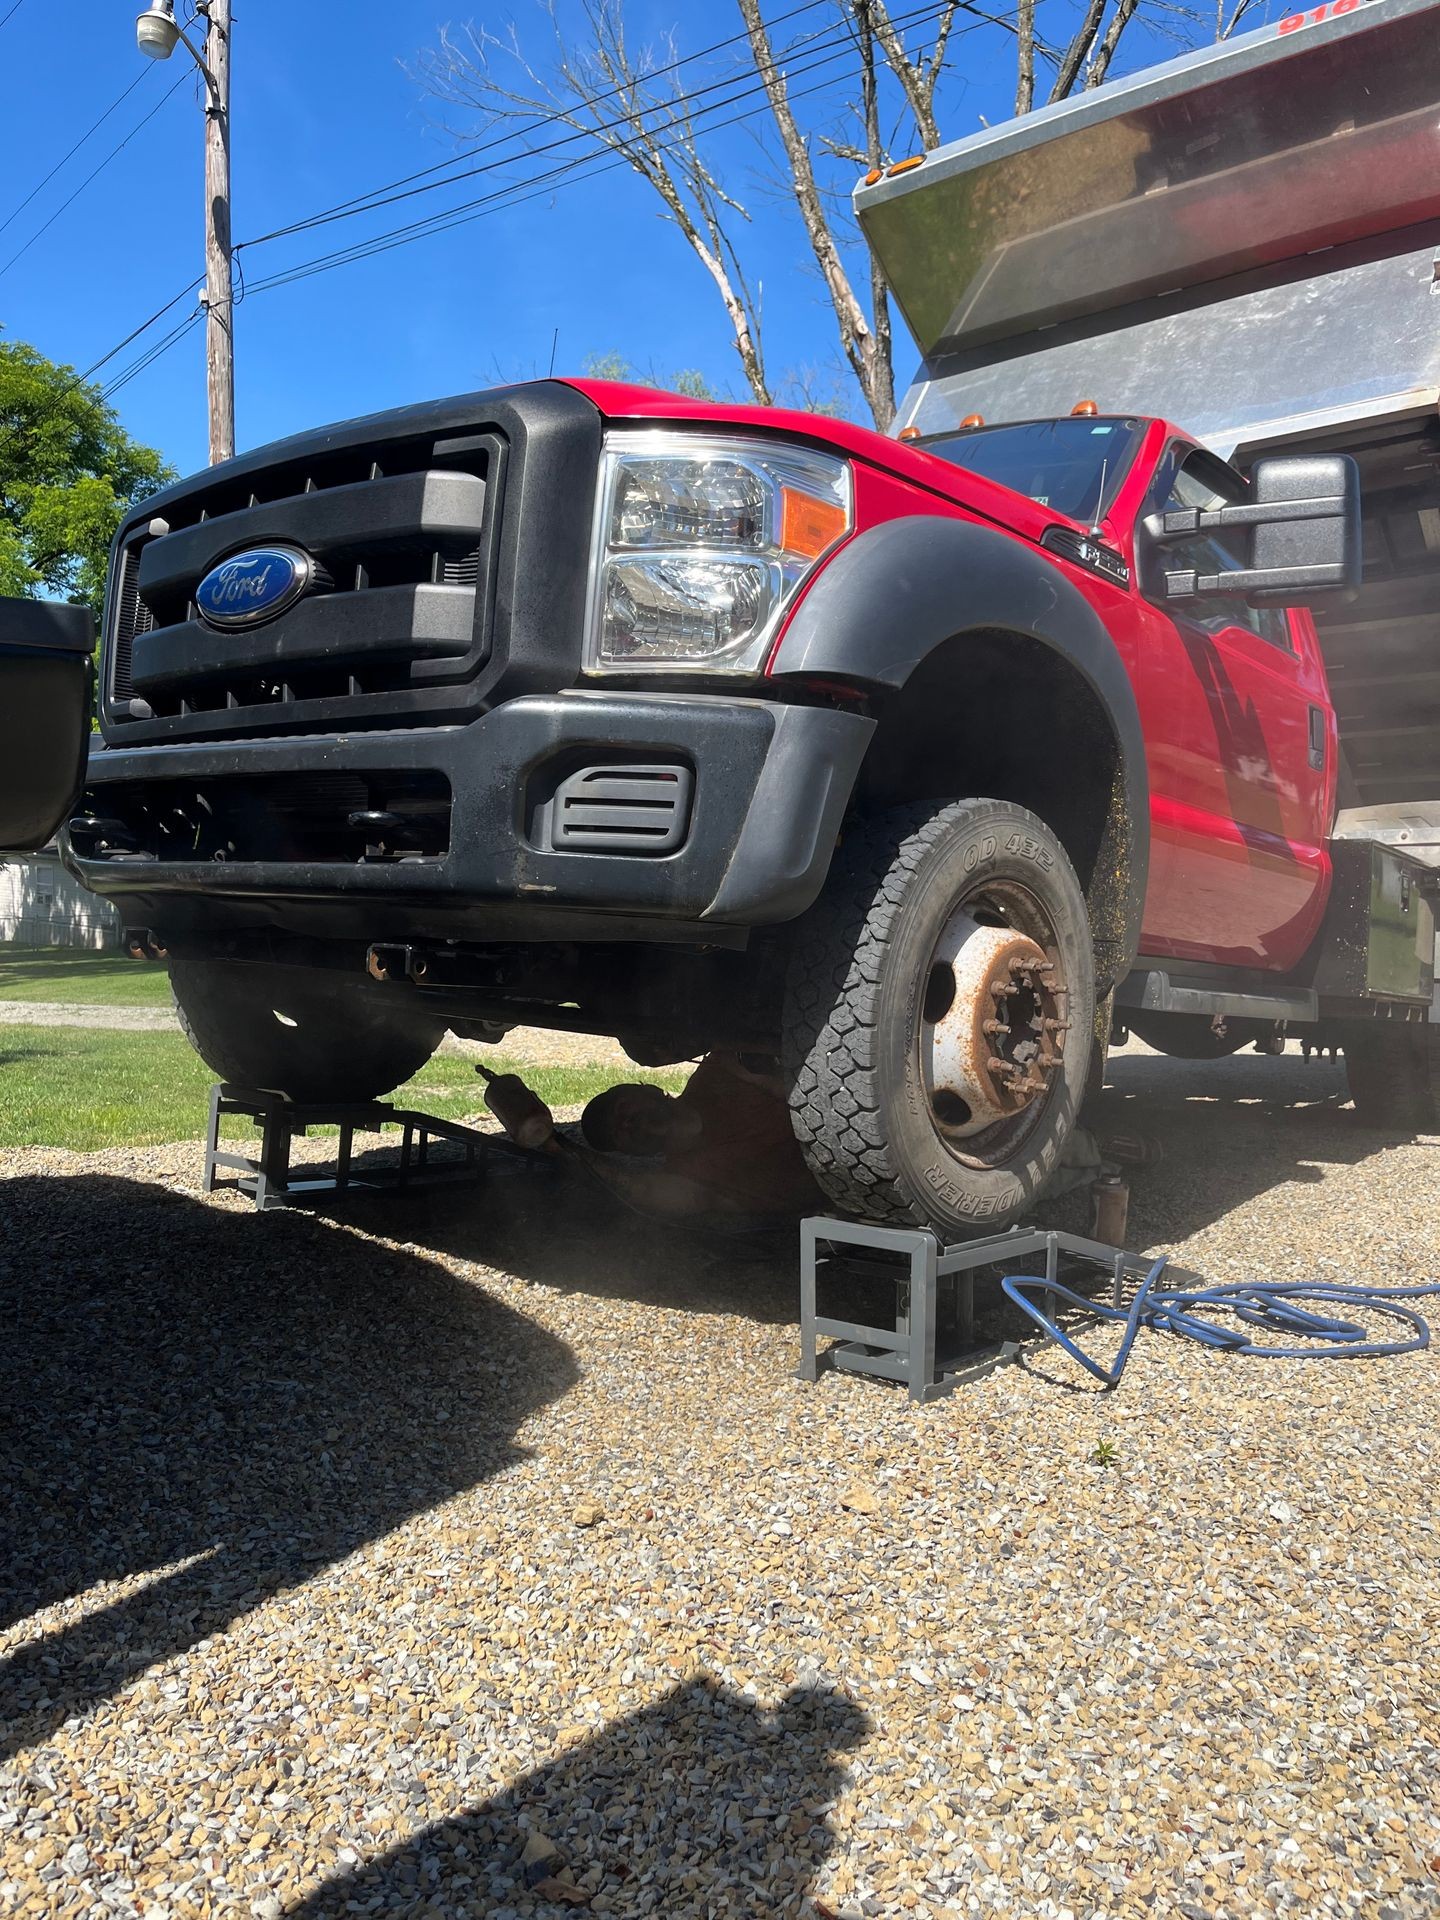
[0,945,174,1007]
[0,1024,686,1152]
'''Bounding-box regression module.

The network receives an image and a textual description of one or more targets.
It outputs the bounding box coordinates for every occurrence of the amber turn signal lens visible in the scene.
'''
[1071,399,1099,417]
[781,487,848,558]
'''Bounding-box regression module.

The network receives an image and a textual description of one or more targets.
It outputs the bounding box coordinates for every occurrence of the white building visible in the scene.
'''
[0,848,122,949]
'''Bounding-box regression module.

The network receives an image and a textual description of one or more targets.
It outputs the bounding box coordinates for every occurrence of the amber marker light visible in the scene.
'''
[781,487,849,558]
[862,167,883,185]
[887,155,925,176]
[959,413,986,430]
[898,425,923,442]
[1071,399,1100,417]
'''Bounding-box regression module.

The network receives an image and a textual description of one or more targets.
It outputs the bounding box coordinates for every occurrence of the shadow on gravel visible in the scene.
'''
[334,1051,1413,1335]
[339,1156,803,1328]
[0,1174,576,1761]
[287,1674,868,1919]
[1094,1048,1425,1248]
[316,1045,1437,1384]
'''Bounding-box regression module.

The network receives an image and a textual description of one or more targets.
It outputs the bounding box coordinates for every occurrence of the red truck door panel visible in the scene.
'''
[1127,445,1335,970]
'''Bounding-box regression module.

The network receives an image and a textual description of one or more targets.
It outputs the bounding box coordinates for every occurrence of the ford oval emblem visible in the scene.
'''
[195,544,315,629]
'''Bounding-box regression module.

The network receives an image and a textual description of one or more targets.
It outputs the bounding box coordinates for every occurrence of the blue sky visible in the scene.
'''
[0,0,1205,477]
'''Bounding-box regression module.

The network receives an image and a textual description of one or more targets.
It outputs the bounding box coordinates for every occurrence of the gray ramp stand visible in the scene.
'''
[799,1216,1139,1403]
[203,1083,491,1211]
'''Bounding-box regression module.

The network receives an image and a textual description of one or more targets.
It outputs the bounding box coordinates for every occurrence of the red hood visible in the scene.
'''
[553,376,1089,545]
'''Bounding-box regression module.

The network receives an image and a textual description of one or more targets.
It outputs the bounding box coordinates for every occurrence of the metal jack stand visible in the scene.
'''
[203,1083,496,1211]
[799,1217,1154,1403]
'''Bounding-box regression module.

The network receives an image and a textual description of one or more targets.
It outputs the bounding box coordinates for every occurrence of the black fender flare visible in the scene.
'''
[770,515,1149,983]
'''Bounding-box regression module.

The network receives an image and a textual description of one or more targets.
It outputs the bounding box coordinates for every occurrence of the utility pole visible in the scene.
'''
[135,0,234,463]
[200,0,233,464]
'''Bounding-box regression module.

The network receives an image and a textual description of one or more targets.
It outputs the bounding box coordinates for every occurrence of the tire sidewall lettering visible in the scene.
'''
[962,833,998,875]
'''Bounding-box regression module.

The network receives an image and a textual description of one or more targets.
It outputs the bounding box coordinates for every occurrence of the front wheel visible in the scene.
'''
[783,798,1096,1238]
[169,954,444,1103]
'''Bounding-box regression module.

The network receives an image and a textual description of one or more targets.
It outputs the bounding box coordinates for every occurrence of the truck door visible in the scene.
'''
[1133,444,1335,971]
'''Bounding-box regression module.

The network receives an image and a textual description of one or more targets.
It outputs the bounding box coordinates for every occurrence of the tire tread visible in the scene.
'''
[784,798,1082,1230]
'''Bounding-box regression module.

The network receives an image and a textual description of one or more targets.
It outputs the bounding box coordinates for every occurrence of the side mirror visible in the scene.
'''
[0,598,94,854]
[1147,453,1361,608]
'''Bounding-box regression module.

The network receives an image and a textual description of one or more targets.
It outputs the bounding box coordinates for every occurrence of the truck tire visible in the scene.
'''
[784,798,1096,1238]
[169,954,444,1103]
[1344,1023,1440,1131]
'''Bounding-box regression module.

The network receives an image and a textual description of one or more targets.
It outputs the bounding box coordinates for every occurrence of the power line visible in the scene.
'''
[246,0,969,254]
[71,2,994,415]
[237,0,952,291]
[0,68,151,241]
[102,312,204,403]
[0,68,192,283]
[76,278,205,387]
[0,281,203,477]
[0,1,28,30]
[6,3,851,423]
[246,0,837,252]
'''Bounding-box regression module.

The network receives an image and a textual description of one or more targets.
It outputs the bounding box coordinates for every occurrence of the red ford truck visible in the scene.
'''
[65,0,1440,1237]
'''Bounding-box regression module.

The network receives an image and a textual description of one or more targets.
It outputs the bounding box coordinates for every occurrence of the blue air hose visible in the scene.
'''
[1001,1258,1440,1389]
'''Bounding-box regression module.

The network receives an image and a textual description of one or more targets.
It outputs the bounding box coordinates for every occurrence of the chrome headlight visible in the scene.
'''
[585,432,852,673]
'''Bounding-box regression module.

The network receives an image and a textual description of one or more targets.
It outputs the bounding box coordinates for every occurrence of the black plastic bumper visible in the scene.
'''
[67,693,875,943]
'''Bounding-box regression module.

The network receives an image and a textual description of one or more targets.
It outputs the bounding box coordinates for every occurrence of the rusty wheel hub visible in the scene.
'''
[921,911,1068,1139]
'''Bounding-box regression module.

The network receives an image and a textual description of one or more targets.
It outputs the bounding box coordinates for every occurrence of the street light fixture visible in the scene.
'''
[135,1,217,95]
[135,1,182,63]
[133,0,234,465]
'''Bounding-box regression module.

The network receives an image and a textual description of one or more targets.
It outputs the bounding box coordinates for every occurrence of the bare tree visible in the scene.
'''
[415,1,1177,431]
[1216,0,1265,37]
[1084,0,1144,89]
[734,0,897,426]
[870,0,963,150]
[416,4,773,403]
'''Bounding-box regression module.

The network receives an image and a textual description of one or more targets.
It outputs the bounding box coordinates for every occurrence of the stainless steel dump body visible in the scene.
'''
[858,0,1440,833]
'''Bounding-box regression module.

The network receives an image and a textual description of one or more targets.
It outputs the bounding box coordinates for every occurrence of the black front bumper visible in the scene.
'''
[67,693,874,945]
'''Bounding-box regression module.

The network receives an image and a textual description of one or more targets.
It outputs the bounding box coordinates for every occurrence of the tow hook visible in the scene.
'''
[366,943,429,984]
[123,927,168,961]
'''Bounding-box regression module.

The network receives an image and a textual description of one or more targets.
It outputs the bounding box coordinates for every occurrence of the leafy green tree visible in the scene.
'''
[0,337,174,613]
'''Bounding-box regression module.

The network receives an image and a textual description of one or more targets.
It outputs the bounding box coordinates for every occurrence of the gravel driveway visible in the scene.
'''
[2,1043,1438,1918]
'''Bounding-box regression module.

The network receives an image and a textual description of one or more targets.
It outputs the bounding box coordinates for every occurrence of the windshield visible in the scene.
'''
[914,417,1145,523]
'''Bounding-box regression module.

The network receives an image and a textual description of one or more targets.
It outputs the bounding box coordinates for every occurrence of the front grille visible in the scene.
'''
[70,770,452,866]
[111,544,156,703]
[106,427,503,738]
